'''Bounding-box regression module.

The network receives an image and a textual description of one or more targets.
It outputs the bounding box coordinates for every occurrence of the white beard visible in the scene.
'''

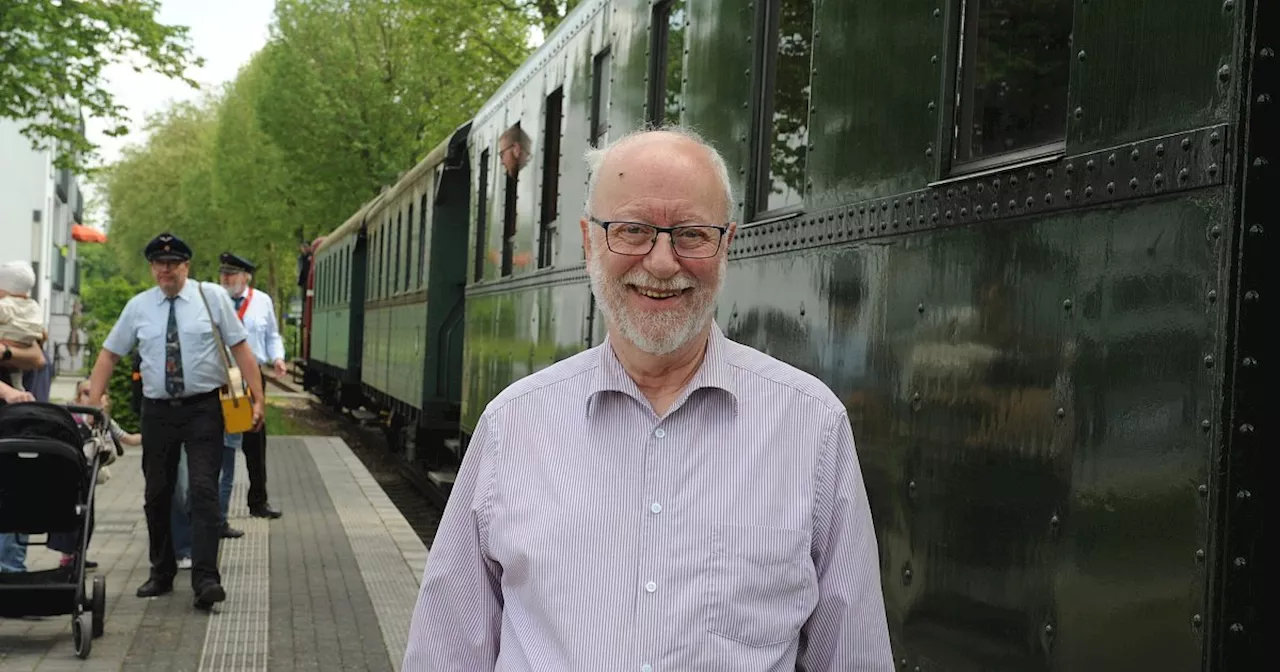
[587,242,724,356]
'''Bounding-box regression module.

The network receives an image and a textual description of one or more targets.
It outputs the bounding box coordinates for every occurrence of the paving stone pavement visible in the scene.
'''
[0,436,427,672]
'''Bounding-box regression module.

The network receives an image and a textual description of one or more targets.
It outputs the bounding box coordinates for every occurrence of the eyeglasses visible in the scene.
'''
[590,217,728,259]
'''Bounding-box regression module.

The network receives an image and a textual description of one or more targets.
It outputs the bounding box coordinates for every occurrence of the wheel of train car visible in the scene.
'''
[73,613,92,659]
[91,575,106,638]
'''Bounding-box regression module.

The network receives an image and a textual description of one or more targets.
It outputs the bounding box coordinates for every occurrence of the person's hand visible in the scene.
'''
[0,385,34,404]
[251,400,266,432]
[272,359,287,379]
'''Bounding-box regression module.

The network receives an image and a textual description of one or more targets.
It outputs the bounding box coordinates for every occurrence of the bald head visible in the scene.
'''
[584,127,735,224]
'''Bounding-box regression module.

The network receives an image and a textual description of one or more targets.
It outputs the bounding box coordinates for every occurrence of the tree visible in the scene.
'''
[0,0,203,170]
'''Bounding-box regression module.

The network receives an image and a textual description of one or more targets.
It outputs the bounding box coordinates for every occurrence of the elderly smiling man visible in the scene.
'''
[402,127,893,671]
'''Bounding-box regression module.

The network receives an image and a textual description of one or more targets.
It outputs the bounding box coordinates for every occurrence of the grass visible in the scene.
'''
[264,403,324,436]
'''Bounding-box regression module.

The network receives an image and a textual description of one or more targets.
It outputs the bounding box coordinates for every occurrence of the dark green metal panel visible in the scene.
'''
[681,0,754,217]
[1068,0,1237,153]
[719,193,1224,671]
[422,125,473,422]
[807,0,939,207]
[460,281,595,434]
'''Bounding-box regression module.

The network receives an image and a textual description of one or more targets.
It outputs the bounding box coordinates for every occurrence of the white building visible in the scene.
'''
[0,113,88,375]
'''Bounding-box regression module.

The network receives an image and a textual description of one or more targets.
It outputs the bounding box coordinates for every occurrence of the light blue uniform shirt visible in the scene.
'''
[232,287,285,365]
[103,280,248,400]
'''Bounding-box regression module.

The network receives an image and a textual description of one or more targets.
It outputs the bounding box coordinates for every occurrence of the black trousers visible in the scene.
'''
[242,376,269,509]
[140,393,223,591]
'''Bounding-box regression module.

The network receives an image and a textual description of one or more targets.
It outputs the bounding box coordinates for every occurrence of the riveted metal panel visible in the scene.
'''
[1207,0,1269,668]
[807,0,939,208]
[729,124,1227,260]
[1067,0,1237,153]
[718,192,1223,671]
[681,0,755,219]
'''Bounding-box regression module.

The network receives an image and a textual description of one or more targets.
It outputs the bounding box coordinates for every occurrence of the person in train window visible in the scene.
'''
[403,128,894,671]
[85,232,264,611]
[217,252,286,522]
[499,124,532,179]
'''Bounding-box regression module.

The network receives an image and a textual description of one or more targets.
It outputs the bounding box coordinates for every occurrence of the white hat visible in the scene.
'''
[0,261,36,295]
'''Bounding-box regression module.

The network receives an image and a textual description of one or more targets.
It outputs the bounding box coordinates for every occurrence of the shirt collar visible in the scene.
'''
[586,321,738,418]
[154,280,196,306]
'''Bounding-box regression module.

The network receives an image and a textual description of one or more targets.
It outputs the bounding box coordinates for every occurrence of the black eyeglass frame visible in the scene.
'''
[588,216,730,259]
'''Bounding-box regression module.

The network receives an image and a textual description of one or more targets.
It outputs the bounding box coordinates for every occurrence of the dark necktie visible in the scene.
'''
[234,295,244,311]
[164,296,185,397]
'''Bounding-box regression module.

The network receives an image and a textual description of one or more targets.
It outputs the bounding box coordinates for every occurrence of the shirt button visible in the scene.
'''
[645,581,657,593]
[641,665,652,672]
[653,428,666,438]
[650,502,662,514]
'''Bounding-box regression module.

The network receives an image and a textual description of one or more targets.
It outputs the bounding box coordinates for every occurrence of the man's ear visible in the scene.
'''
[580,217,592,259]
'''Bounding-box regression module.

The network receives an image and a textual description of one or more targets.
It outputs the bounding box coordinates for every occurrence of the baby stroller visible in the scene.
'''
[0,402,123,659]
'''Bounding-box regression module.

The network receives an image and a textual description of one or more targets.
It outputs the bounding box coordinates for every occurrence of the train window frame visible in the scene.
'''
[646,0,686,127]
[934,0,1074,180]
[407,202,416,291]
[474,148,491,283]
[745,0,815,224]
[590,46,612,147]
[539,86,564,270]
[395,210,404,295]
[417,193,428,289]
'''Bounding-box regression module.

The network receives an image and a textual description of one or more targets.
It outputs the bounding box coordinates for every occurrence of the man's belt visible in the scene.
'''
[143,389,219,407]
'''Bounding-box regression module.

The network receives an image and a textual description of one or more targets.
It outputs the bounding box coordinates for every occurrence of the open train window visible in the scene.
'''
[749,0,814,219]
[590,47,612,146]
[500,122,530,277]
[647,0,685,126]
[474,148,490,282]
[417,194,427,288]
[539,87,563,269]
[947,0,1074,174]
[395,211,404,295]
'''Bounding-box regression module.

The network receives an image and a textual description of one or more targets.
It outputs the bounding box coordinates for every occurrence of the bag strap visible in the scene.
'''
[196,282,239,402]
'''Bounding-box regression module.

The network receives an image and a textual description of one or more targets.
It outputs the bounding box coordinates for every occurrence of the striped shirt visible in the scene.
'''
[403,322,893,671]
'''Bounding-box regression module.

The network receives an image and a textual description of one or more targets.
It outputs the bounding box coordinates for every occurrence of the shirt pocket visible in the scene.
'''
[704,523,816,648]
[181,312,217,347]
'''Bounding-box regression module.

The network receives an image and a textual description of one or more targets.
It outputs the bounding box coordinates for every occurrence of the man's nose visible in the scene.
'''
[642,233,682,278]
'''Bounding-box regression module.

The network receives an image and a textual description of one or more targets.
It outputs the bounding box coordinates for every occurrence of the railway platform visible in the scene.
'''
[0,436,428,671]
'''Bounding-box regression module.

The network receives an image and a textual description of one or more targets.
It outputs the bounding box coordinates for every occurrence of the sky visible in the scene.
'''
[84,0,274,226]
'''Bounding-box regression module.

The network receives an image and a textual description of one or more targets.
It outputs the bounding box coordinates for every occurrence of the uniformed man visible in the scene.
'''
[219,252,285,520]
[86,232,265,610]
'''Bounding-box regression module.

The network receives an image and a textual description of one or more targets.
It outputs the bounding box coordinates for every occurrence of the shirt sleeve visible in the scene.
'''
[261,294,286,362]
[798,409,895,672]
[204,283,247,348]
[402,411,503,670]
[101,299,137,357]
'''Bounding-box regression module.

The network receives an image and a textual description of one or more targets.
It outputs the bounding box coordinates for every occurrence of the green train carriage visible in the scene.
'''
[304,0,1265,668]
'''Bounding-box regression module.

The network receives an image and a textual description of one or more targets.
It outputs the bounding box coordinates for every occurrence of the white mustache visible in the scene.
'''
[619,270,695,292]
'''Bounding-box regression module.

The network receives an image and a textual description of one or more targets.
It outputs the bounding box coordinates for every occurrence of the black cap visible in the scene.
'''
[219,252,256,274]
[144,232,191,262]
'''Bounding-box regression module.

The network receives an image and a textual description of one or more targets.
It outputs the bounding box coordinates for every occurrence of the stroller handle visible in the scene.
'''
[63,404,126,456]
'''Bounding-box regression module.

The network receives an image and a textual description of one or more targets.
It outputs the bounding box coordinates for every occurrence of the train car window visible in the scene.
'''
[950,0,1074,170]
[500,123,529,277]
[474,148,491,282]
[417,195,427,288]
[590,47,612,146]
[395,211,404,295]
[752,0,814,217]
[647,0,685,126]
[539,87,564,270]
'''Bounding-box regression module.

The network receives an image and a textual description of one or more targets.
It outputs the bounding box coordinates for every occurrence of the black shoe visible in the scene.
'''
[221,524,245,539]
[193,582,226,611]
[249,505,282,519]
[136,578,173,598]
[85,560,98,569]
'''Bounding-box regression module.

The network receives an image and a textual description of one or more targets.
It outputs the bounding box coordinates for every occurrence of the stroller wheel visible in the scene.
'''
[73,613,92,659]
[91,576,106,638]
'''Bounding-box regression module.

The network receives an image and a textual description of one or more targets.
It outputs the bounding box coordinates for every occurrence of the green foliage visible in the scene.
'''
[79,272,149,433]
[0,0,202,171]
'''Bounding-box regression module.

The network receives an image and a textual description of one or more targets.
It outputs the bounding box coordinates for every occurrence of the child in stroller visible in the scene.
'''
[0,400,124,659]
